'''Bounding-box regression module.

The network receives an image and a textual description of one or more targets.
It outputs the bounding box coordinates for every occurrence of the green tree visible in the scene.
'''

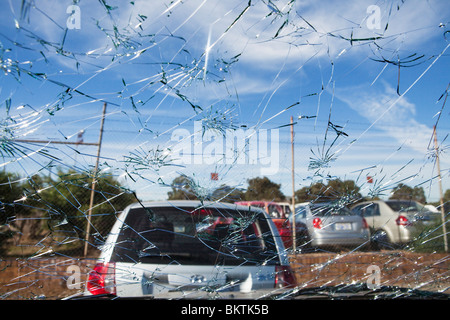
[295,182,327,203]
[212,184,245,203]
[167,175,199,200]
[444,189,450,202]
[0,171,25,254]
[325,179,361,201]
[1,168,136,255]
[0,171,24,220]
[389,183,426,203]
[243,176,285,202]
[24,169,136,239]
[295,179,361,203]
[167,175,245,202]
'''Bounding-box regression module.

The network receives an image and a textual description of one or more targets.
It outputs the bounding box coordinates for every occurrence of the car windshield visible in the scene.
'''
[111,206,279,266]
[0,0,448,302]
[283,205,292,215]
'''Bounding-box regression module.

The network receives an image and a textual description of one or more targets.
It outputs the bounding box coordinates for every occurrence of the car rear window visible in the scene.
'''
[310,205,353,217]
[111,206,280,266]
[386,201,425,212]
[268,204,284,218]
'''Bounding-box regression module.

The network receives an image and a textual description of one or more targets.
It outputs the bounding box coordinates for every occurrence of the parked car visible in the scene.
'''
[350,200,438,249]
[292,202,370,250]
[85,201,296,298]
[274,202,311,251]
[276,202,293,216]
[235,201,293,248]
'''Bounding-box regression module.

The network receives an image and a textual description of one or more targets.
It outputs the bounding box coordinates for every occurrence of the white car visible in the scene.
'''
[85,201,296,298]
[350,200,438,249]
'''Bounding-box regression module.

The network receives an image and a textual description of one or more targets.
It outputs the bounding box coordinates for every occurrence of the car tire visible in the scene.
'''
[371,229,393,251]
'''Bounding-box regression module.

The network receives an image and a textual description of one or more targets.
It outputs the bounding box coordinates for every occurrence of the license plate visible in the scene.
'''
[334,223,352,231]
[168,274,226,286]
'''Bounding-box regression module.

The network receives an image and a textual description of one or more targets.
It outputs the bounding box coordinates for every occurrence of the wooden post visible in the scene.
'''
[84,103,107,257]
[433,125,448,253]
[290,116,296,252]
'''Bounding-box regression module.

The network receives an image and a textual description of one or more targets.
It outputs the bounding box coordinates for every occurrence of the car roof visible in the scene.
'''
[354,199,421,205]
[125,200,265,212]
[295,202,311,206]
[236,200,282,207]
[385,199,419,204]
[295,201,343,206]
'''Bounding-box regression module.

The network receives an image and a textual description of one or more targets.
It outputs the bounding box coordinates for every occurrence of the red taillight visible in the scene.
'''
[312,217,322,229]
[87,262,116,295]
[396,215,410,226]
[362,218,369,229]
[275,265,297,288]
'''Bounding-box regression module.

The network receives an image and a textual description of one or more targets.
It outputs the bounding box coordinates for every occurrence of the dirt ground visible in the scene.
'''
[0,251,448,299]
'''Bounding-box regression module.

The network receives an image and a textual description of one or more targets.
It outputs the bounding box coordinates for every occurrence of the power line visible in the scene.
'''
[13,139,99,146]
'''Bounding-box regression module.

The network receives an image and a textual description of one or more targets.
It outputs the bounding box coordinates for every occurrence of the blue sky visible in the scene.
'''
[0,0,449,203]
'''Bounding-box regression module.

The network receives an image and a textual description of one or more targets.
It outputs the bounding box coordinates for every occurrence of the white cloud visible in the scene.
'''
[335,81,434,155]
[149,0,449,67]
[3,0,448,202]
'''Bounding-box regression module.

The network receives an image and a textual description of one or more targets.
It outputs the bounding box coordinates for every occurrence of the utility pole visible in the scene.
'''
[290,116,296,252]
[84,102,107,257]
[433,125,448,253]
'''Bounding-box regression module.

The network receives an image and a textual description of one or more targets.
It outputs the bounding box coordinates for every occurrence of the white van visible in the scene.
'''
[351,200,438,249]
[84,201,296,298]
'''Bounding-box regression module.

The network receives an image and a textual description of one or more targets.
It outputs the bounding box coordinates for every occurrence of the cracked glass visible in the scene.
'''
[0,0,449,302]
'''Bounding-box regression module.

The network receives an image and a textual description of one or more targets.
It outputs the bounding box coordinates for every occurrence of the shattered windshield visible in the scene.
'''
[0,0,449,304]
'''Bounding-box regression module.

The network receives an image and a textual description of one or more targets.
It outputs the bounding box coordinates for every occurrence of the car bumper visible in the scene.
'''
[391,226,416,244]
[311,231,370,247]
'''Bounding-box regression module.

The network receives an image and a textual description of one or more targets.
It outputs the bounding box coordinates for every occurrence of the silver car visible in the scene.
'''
[84,200,296,298]
[350,200,438,249]
[292,202,370,250]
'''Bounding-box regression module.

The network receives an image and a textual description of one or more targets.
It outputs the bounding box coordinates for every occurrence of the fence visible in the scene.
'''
[0,177,135,258]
